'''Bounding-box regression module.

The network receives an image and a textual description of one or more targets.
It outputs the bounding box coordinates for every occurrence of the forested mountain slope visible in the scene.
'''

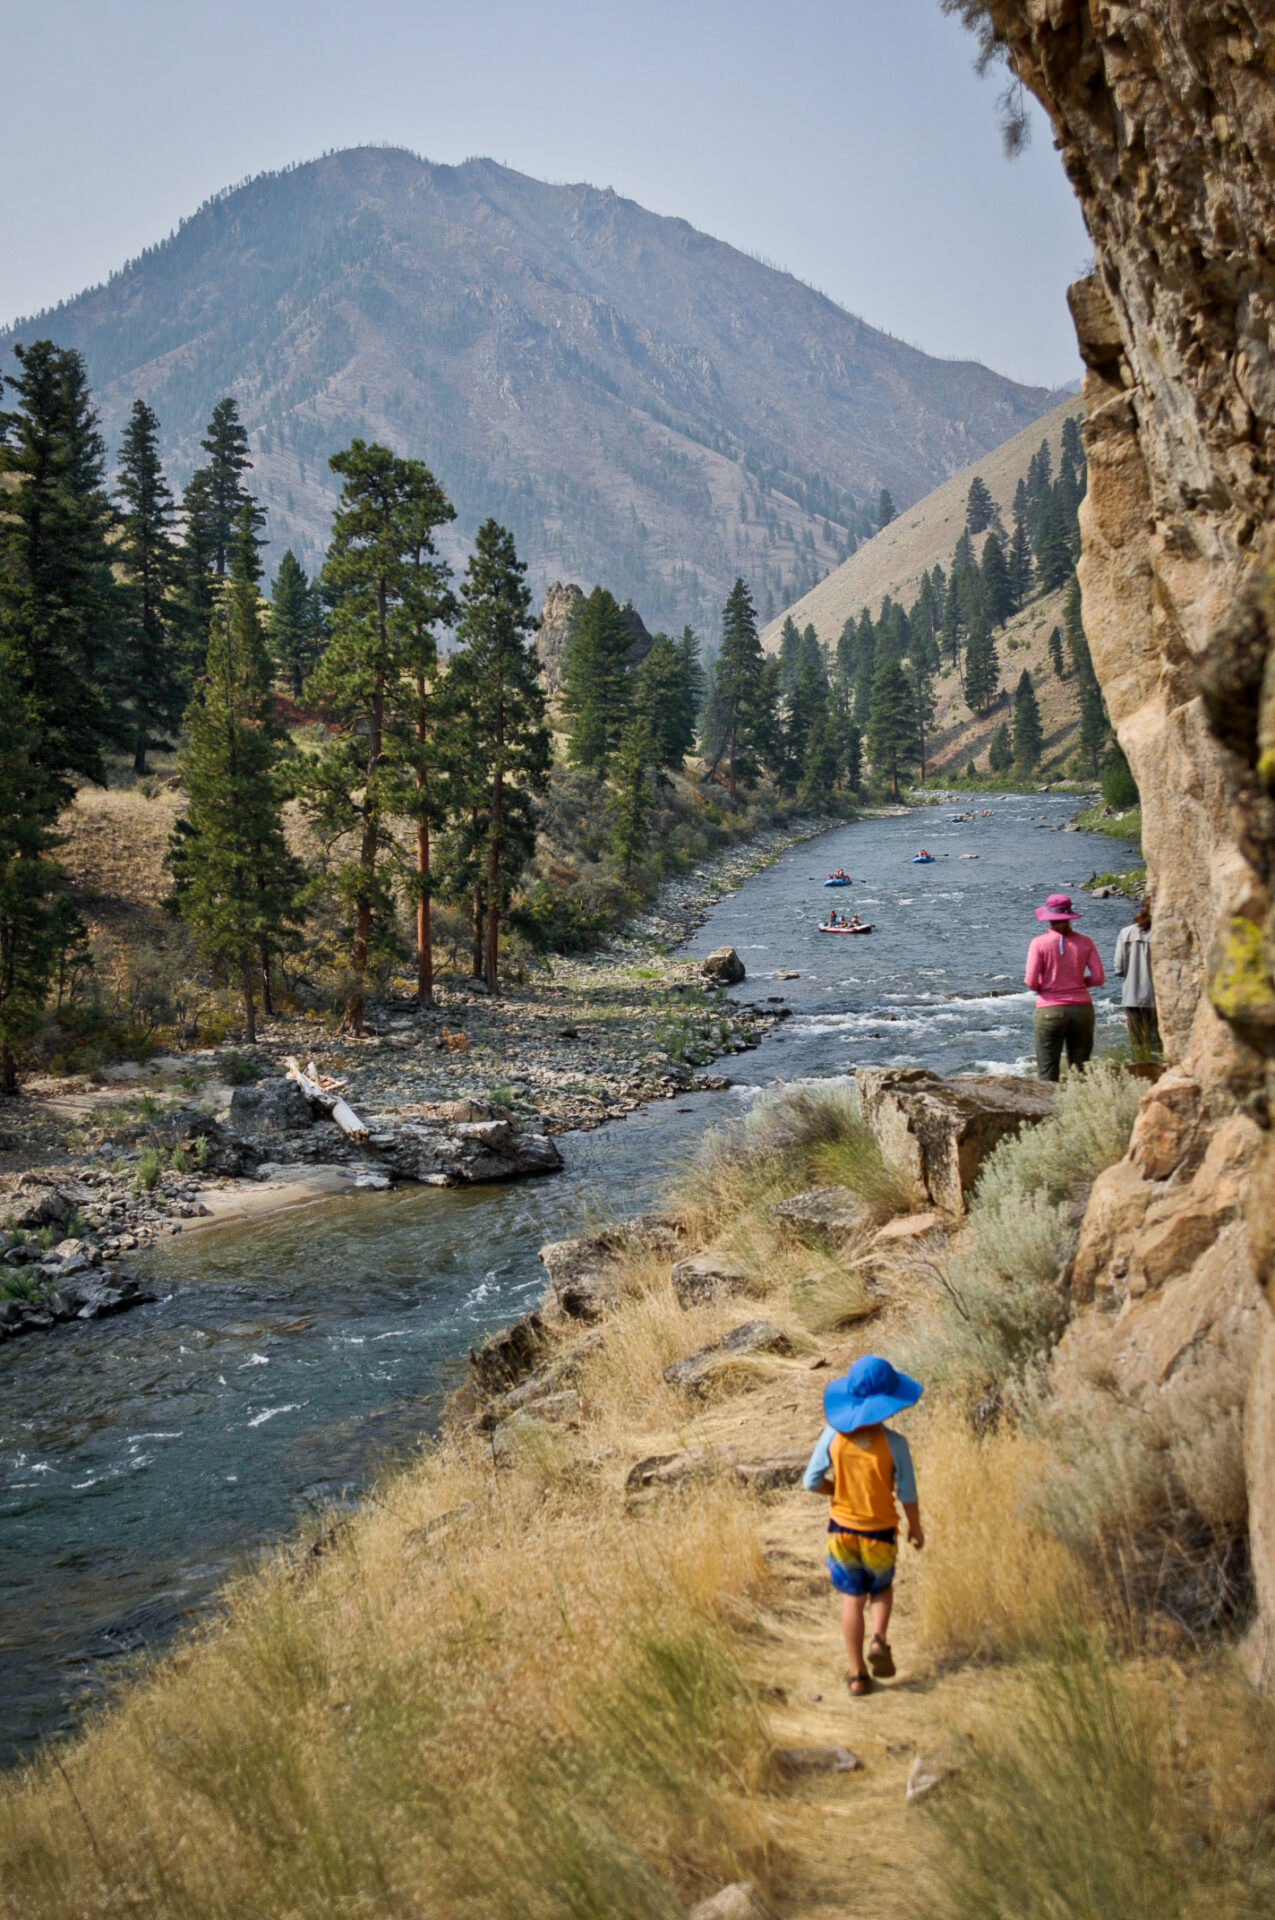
[764,395,1088,775]
[1,145,1055,630]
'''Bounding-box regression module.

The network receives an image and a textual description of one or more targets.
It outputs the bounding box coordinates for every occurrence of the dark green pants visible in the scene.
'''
[1034,1001,1095,1081]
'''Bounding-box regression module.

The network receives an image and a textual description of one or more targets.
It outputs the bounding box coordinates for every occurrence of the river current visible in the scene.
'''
[0,794,1137,1762]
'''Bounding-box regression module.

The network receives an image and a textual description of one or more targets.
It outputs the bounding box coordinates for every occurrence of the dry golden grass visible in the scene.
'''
[0,1437,773,1920]
[910,1405,1088,1664]
[58,785,182,918]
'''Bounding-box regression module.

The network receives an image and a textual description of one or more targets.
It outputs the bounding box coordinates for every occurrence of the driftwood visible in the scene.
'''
[284,1056,370,1143]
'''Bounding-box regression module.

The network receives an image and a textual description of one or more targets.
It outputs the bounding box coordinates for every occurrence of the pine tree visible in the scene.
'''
[1034,497,1074,592]
[193,398,262,578]
[965,474,995,534]
[1012,668,1044,771]
[179,398,265,672]
[445,521,550,990]
[853,610,877,728]
[0,340,121,794]
[302,441,455,1026]
[1063,575,1109,775]
[877,488,896,530]
[778,615,802,696]
[610,716,657,875]
[784,653,829,789]
[115,400,184,773]
[835,614,857,692]
[1024,439,1053,548]
[709,578,765,799]
[965,617,1000,715]
[980,531,1013,628]
[866,659,918,799]
[1007,513,1033,611]
[269,551,322,700]
[988,721,1014,774]
[635,633,691,770]
[909,656,936,782]
[561,586,633,774]
[0,645,76,1096]
[798,707,840,809]
[171,536,301,1044]
[1048,625,1066,677]
[1060,413,1085,478]
[941,568,963,671]
[676,626,706,752]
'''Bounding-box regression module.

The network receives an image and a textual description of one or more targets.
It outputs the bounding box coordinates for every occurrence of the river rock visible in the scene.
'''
[670,1252,757,1307]
[856,1068,1055,1216]
[701,946,746,985]
[772,1186,872,1243]
[663,1319,793,1392]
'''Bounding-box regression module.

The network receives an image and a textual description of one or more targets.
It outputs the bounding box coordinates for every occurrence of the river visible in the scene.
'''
[0,794,1137,1763]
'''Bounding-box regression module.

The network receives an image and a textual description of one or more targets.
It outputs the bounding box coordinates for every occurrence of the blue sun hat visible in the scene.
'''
[824,1354,922,1433]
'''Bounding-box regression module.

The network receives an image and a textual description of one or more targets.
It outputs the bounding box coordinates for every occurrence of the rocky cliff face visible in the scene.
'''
[969,2,1275,1670]
[534,582,655,700]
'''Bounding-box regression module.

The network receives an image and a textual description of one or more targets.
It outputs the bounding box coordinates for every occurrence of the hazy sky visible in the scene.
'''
[1,0,1089,388]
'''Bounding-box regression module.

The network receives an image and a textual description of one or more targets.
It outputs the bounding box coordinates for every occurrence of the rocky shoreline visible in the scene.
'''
[0,817,834,1344]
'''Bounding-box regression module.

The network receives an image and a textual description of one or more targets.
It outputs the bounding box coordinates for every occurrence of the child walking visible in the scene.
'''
[802,1354,924,1695]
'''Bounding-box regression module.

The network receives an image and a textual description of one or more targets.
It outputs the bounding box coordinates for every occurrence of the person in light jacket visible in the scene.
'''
[1114,900,1159,1057]
[1024,890,1105,1081]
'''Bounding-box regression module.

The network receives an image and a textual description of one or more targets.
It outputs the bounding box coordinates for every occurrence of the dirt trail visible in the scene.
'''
[618,1287,1008,1920]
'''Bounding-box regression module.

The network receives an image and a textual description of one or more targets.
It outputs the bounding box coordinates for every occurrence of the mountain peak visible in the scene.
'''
[2,149,1053,628]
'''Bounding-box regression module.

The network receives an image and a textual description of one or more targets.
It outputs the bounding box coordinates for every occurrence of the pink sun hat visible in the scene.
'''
[1034,891,1081,922]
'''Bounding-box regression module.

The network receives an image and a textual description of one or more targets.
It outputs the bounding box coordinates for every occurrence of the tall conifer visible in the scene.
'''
[710,578,765,799]
[116,399,184,773]
[445,521,550,990]
[0,340,121,794]
[561,587,633,774]
[302,441,455,1027]
[269,551,323,700]
[1012,668,1044,771]
[171,528,300,1043]
[866,659,918,799]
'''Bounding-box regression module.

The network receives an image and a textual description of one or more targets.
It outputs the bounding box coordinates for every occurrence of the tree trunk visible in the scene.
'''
[134,731,148,776]
[416,678,433,1005]
[241,965,257,1045]
[349,632,386,1034]
[260,944,274,1017]
[0,1044,16,1100]
[727,719,737,801]
[417,816,433,1004]
[471,896,484,979]
[485,724,505,992]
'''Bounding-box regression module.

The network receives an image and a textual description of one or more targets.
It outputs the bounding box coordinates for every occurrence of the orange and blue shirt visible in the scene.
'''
[802,1423,916,1529]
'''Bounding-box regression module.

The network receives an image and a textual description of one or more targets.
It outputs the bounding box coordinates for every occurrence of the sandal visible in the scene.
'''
[847,1671,873,1696]
[868,1636,896,1679]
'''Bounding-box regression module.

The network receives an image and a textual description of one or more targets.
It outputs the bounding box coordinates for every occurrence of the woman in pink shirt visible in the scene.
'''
[1024,891,1105,1081]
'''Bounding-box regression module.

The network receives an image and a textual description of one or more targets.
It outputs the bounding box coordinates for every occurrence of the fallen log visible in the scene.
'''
[284,1056,370,1143]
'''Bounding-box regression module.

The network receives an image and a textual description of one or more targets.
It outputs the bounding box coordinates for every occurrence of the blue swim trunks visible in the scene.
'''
[826,1519,898,1596]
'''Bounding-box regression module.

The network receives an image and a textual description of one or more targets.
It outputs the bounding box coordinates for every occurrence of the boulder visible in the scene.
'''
[670,1251,757,1307]
[0,1176,83,1233]
[856,1067,1055,1215]
[701,946,746,985]
[468,1312,547,1394]
[663,1319,793,1392]
[540,1215,682,1320]
[230,1078,314,1133]
[772,1186,872,1243]
[732,1451,809,1492]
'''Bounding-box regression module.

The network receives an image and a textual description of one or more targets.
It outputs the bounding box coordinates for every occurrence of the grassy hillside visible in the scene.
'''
[2,147,1056,632]
[763,396,1088,778]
